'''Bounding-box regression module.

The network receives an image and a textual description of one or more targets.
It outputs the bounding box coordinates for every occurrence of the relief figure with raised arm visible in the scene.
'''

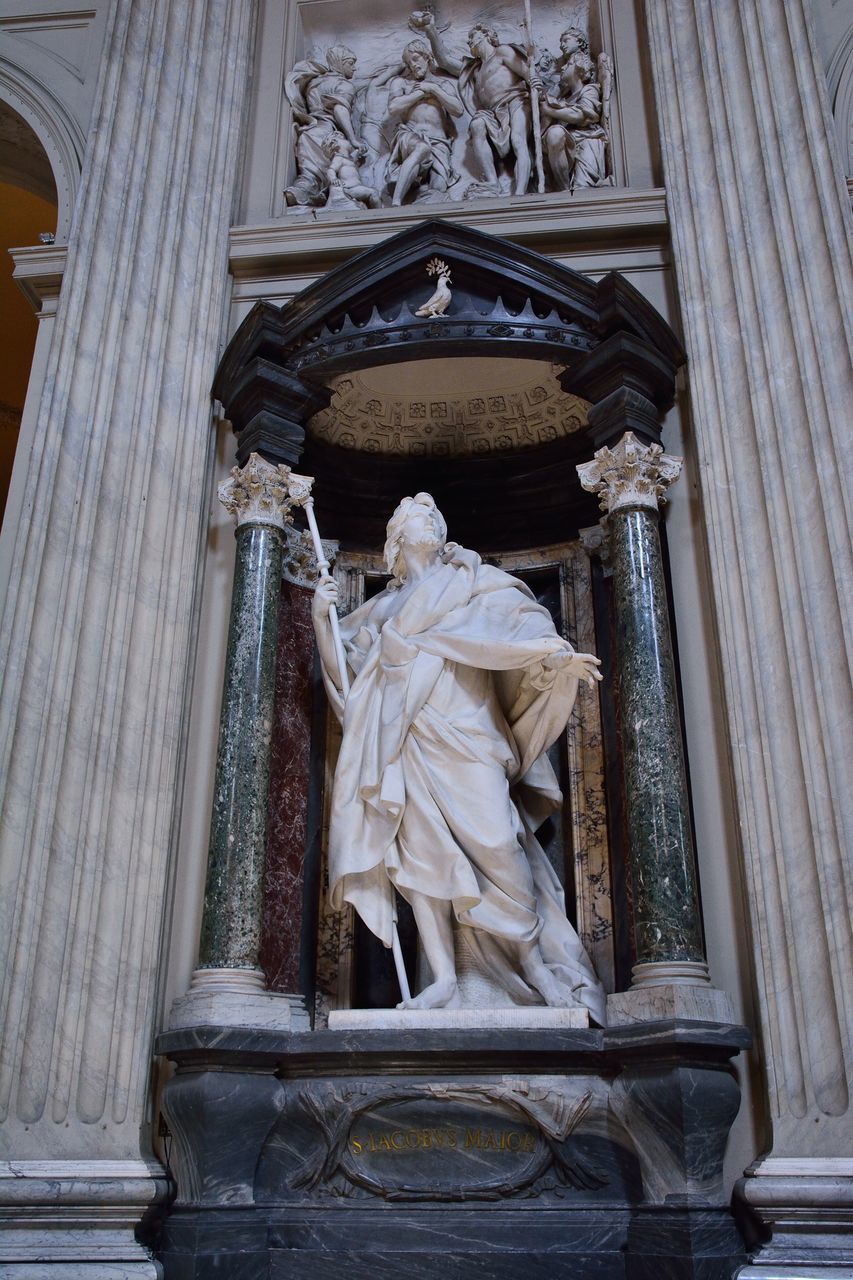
[409,10,540,198]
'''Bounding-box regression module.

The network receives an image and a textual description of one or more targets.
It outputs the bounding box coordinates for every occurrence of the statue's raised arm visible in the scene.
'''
[409,9,464,77]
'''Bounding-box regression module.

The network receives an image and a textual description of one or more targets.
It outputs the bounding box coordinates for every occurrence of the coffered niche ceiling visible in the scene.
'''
[309,358,589,457]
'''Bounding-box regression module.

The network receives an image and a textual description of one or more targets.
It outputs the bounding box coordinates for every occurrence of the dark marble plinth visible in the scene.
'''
[155,1022,750,1279]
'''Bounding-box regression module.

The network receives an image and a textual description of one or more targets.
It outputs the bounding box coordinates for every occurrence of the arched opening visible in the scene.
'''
[0,101,57,525]
[213,219,686,1018]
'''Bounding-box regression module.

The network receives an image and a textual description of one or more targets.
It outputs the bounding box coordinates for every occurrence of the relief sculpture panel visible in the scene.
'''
[283,3,616,213]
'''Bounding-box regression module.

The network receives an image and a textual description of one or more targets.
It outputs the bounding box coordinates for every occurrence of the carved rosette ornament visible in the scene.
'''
[218,452,313,530]
[577,432,682,515]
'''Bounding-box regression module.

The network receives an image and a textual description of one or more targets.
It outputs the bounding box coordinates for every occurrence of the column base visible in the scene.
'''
[735,1158,853,1279]
[169,968,311,1030]
[0,1159,167,1278]
[608,963,736,1024]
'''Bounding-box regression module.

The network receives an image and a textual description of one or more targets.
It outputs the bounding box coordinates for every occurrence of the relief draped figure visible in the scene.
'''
[312,492,606,1023]
[283,15,616,210]
[540,28,613,191]
[385,39,464,206]
[409,10,540,198]
[284,44,364,207]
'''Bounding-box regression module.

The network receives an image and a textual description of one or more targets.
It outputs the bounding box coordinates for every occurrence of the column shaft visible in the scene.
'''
[170,455,313,1032]
[199,522,285,972]
[610,506,703,968]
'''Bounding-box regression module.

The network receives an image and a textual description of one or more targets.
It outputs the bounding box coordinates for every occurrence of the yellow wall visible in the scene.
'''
[0,182,57,517]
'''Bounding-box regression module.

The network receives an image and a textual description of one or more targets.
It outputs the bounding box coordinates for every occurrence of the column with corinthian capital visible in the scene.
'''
[578,432,735,1024]
[641,1,852,1271]
[169,455,313,1031]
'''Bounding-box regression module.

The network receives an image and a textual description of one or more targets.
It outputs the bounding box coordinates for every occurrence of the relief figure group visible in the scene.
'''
[284,11,614,212]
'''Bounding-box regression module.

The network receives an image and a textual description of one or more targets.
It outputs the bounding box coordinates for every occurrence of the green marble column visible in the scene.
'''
[578,433,708,987]
[192,455,311,995]
[198,518,284,972]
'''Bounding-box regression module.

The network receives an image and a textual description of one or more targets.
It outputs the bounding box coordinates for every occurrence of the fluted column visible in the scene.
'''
[0,0,254,1273]
[579,433,734,1025]
[642,0,852,1271]
[170,455,312,1030]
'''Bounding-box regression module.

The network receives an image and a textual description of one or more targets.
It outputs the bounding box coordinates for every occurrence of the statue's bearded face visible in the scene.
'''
[384,493,447,581]
[403,507,441,545]
[405,48,431,80]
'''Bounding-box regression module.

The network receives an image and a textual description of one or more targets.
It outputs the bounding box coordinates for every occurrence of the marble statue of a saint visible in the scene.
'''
[284,45,363,207]
[385,40,463,206]
[541,29,611,191]
[409,11,540,197]
[312,493,606,1023]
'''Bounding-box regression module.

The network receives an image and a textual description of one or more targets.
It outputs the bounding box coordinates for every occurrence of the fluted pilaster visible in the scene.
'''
[643,0,852,1269]
[0,0,254,1271]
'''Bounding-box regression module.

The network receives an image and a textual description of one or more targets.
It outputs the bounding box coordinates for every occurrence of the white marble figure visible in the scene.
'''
[540,28,612,191]
[414,257,452,316]
[386,39,464,206]
[409,10,541,198]
[284,45,366,207]
[324,134,380,210]
[312,493,606,1023]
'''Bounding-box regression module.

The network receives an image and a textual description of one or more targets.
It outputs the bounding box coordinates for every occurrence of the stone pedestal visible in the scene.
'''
[156,1021,750,1280]
[642,0,853,1269]
[0,0,254,1272]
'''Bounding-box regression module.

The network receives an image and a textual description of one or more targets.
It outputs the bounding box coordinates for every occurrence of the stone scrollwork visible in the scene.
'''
[283,8,616,212]
[270,1078,608,1202]
[282,527,339,588]
[218,452,313,530]
[576,432,682,515]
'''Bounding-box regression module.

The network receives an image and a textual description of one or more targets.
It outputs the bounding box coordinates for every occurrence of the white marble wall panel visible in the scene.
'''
[643,0,852,1262]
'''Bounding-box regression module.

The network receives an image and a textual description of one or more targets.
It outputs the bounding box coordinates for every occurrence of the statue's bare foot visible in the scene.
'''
[524,963,581,1010]
[397,977,461,1010]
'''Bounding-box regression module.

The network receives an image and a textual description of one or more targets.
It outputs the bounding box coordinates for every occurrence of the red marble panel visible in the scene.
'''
[261,580,315,992]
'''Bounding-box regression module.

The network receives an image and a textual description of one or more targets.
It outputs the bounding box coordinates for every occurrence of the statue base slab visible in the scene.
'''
[169,984,310,1031]
[328,1006,590,1030]
[607,983,736,1025]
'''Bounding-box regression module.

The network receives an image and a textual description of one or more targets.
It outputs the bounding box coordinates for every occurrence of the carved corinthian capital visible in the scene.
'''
[218,453,314,530]
[577,431,683,515]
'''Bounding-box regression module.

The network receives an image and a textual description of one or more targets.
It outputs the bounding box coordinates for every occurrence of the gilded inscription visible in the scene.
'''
[349,1126,537,1156]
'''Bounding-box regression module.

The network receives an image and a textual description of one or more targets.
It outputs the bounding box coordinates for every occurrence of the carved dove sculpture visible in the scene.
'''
[415,270,452,317]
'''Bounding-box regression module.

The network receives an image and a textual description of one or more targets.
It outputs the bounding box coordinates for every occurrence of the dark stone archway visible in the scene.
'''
[213,219,683,551]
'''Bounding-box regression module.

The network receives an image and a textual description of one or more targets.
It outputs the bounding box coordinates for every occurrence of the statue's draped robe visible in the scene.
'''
[322,545,605,1024]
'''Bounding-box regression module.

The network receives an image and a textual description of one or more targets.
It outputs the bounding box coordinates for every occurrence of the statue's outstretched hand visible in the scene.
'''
[541,648,603,687]
[312,575,339,621]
